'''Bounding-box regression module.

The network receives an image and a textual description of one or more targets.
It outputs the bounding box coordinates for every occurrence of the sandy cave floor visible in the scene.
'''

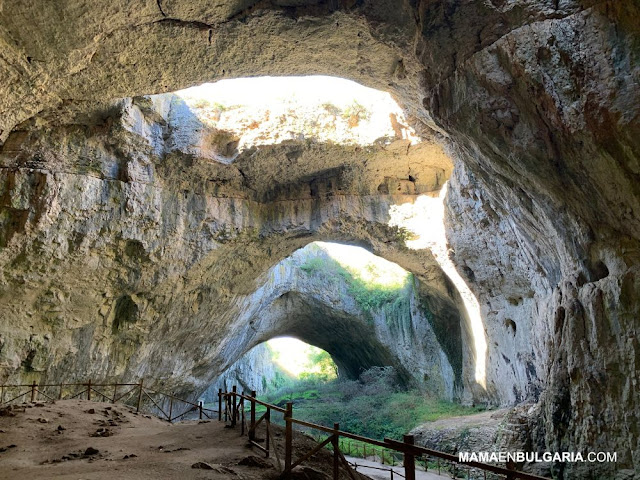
[0,399,370,480]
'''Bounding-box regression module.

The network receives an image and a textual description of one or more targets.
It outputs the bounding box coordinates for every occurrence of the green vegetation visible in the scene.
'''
[300,350,337,381]
[299,250,416,326]
[259,366,484,443]
[342,100,371,126]
[192,99,228,111]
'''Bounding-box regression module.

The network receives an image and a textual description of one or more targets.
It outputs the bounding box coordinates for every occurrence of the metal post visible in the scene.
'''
[30,381,36,403]
[231,386,237,427]
[218,389,222,421]
[285,402,293,472]
[332,423,340,480]
[250,390,256,441]
[403,435,416,480]
[136,379,144,413]
[87,379,92,401]
[199,401,203,420]
[168,396,173,422]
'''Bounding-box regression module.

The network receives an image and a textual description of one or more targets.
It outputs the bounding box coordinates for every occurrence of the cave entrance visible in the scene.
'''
[206,336,338,397]
[213,241,460,401]
[163,76,484,395]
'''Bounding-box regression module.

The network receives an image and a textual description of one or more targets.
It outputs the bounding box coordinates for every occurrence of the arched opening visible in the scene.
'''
[0,75,479,405]
[199,240,462,403]
[204,337,338,397]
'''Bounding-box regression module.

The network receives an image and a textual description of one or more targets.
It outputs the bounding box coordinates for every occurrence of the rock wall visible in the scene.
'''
[202,343,284,400]
[0,96,466,404]
[220,244,458,399]
[433,3,640,477]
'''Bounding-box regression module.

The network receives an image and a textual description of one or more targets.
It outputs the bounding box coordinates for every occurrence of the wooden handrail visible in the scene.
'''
[230,389,551,480]
[0,380,219,426]
[0,383,140,388]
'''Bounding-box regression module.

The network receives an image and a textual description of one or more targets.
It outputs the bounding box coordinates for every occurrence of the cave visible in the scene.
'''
[0,1,639,479]
[202,241,463,399]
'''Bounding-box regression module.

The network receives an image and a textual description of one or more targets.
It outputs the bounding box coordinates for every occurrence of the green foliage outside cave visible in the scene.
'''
[256,366,484,447]
[299,247,422,327]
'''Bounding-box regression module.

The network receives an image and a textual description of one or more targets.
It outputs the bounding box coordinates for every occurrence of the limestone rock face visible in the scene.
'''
[204,242,459,401]
[434,4,640,477]
[1,1,639,477]
[217,244,457,399]
[0,94,465,404]
[203,343,283,399]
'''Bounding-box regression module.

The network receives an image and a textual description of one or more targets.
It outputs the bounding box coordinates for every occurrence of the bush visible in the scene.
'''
[298,251,414,323]
[261,366,484,445]
[299,256,326,274]
[342,100,371,127]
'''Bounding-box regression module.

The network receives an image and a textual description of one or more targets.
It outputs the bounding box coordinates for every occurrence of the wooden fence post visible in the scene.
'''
[136,379,144,413]
[87,379,92,401]
[332,423,340,480]
[240,391,245,436]
[218,389,222,421]
[285,402,293,472]
[1,384,4,404]
[231,386,237,427]
[403,434,416,480]
[249,390,256,441]
[59,384,63,400]
[168,396,173,422]
[265,407,271,458]
[30,381,37,403]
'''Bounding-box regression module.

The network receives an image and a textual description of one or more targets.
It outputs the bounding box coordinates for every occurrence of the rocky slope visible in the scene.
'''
[0,1,638,477]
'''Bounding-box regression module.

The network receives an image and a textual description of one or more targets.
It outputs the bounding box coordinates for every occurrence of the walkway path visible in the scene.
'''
[345,456,450,480]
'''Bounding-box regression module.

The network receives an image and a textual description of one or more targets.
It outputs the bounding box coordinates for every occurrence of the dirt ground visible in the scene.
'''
[0,399,369,480]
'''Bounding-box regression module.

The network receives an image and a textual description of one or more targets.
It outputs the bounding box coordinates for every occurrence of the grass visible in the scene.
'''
[298,251,418,325]
[257,367,484,444]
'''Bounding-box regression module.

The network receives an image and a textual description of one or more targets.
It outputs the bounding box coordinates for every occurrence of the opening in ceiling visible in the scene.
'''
[172,75,419,162]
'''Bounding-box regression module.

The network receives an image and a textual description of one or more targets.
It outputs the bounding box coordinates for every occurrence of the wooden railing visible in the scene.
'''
[220,388,552,480]
[0,381,552,480]
[0,380,218,422]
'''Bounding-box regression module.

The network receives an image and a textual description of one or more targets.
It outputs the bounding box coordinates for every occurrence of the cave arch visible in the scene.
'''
[199,241,461,402]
